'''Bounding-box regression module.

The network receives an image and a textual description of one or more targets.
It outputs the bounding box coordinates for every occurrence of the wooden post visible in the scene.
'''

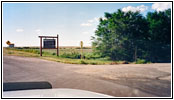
[39,35,58,56]
[40,37,42,56]
[57,34,59,56]
[80,41,83,59]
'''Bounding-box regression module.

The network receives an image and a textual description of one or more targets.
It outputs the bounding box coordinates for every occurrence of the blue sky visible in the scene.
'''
[2,2,171,47]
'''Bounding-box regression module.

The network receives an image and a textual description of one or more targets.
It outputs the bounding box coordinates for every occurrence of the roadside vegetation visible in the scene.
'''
[92,9,171,63]
[4,47,128,65]
[3,9,171,64]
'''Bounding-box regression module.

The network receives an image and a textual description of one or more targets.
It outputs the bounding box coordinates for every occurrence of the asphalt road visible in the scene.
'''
[3,56,171,97]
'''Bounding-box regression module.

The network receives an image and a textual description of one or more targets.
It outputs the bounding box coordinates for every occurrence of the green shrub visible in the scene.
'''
[84,53,101,59]
[75,47,81,49]
[52,53,56,55]
[42,51,51,55]
[16,47,23,49]
[31,49,40,54]
[23,47,30,49]
[20,49,40,54]
[75,47,91,49]
[8,52,13,54]
[60,52,80,59]
[80,60,87,64]
[90,62,98,65]
[147,61,152,64]
[136,59,146,64]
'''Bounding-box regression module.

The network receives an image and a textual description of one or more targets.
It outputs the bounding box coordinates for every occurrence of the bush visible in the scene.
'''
[89,62,98,65]
[60,52,80,59]
[42,51,51,55]
[21,49,40,54]
[84,53,101,59]
[23,47,30,49]
[146,61,152,64]
[80,60,87,64]
[75,47,81,49]
[136,59,146,64]
[15,48,40,54]
[8,52,13,54]
[31,49,40,54]
[75,47,91,49]
[16,47,23,49]
[121,61,129,64]
[52,53,56,55]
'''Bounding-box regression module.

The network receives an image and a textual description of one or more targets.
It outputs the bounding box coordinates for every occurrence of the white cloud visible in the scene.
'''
[152,3,171,12]
[88,20,94,23]
[81,17,99,27]
[35,29,42,35]
[122,5,148,13]
[93,17,99,22]
[82,31,89,35]
[81,23,92,26]
[35,29,41,32]
[93,28,96,31]
[16,28,24,32]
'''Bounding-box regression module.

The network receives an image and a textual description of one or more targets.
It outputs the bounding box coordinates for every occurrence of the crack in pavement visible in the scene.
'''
[155,73,171,80]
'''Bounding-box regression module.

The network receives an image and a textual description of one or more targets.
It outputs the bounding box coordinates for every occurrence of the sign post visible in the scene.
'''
[40,37,42,56]
[57,34,59,56]
[80,41,83,59]
[38,34,59,56]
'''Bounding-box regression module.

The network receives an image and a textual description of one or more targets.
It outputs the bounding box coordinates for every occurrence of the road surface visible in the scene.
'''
[3,56,171,97]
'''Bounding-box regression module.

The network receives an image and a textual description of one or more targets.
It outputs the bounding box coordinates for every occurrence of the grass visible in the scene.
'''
[41,57,113,65]
[135,59,147,64]
[3,48,40,57]
[3,47,122,65]
[3,47,151,64]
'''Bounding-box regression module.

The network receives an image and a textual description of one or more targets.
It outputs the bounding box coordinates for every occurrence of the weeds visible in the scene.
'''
[4,47,151,65]
[79,60,88,64]
[8,51,14,54]
[136,59,146,64]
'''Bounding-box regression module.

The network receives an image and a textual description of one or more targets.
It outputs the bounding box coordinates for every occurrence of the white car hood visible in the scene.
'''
[3,88,113,98]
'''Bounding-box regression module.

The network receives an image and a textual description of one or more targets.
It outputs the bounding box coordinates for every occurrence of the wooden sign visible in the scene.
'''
[39,35,59,56]
[43,39,56,49]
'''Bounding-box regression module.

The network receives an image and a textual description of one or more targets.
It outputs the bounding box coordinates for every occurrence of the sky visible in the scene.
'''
[2,2,171,47]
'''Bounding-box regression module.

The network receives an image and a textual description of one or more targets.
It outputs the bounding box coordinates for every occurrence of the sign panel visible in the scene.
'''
[43,39,56,49]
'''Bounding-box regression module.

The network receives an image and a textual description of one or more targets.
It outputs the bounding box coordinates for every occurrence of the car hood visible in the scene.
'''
[3,88,113,98]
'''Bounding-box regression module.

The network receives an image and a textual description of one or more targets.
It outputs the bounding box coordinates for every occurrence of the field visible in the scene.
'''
[3,47,117,65]
[3,47,147,65]
[43,46,92,55]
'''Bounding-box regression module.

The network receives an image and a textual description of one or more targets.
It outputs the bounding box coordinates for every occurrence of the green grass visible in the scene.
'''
[4,47,151,64]
[135,59,147,64]
[3,48,40,57]
[3,47,118,65]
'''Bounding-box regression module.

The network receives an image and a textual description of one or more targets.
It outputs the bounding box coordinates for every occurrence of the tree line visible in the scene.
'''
[92,9,171,63]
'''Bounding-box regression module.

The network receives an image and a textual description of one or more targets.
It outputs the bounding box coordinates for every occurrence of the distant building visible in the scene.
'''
[9,44,14,48]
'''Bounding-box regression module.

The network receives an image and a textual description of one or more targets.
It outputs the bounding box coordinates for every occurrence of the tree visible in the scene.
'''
[146,9,171,62]
[92,9,149,61]
[92,9,171,62]
[147,9,171,44]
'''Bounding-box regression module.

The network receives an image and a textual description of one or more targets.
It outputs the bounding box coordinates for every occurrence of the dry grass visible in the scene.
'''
[3,48,40,57]
[3,47,119,65]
